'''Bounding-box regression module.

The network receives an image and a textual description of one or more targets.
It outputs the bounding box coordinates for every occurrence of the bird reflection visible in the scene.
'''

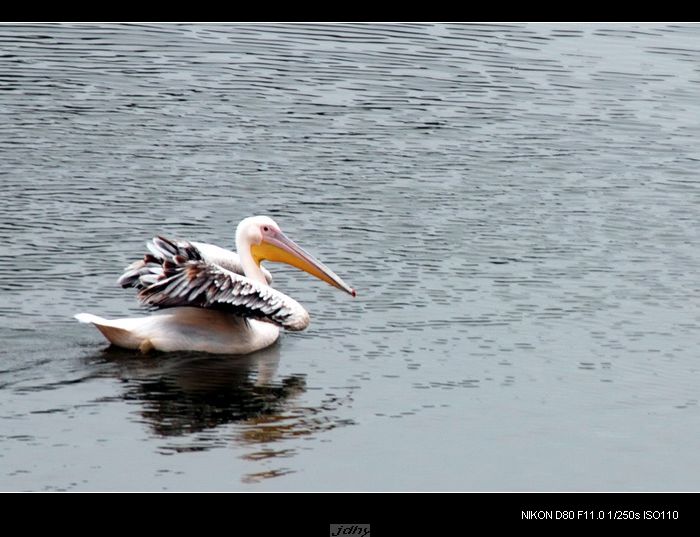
[88,343,355,482]
[94,343,305,438]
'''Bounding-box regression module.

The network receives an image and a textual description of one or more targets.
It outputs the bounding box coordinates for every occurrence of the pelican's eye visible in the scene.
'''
[262,226,270,233]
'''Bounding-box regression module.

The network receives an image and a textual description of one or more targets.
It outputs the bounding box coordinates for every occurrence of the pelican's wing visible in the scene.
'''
[118,240,272,289]
[120,236,309,331]
[191,241,272,284]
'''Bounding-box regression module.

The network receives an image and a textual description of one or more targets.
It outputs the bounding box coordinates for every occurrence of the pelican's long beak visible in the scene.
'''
[251,230,356,297]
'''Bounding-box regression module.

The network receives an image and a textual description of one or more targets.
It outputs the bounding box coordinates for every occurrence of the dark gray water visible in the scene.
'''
[1,23,700,491]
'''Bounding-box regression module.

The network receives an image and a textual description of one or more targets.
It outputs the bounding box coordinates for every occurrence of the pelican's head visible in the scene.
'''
[236,216,356,297]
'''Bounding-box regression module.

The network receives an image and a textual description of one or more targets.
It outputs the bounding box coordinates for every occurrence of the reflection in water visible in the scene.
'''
[91,343,354,483]
[99,343,294,437]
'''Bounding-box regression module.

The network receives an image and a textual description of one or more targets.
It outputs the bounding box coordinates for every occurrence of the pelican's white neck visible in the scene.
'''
[236,220,267,284]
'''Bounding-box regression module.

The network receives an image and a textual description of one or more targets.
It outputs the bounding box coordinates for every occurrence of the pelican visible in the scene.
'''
[75,216,355,354]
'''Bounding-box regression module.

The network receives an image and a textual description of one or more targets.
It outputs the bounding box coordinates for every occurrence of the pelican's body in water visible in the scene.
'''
[75,216,355,354]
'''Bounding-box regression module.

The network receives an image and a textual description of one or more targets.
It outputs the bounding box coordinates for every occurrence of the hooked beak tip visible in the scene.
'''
[350,288,357,297]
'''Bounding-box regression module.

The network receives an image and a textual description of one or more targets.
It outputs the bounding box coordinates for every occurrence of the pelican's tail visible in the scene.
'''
[74,313,144,350]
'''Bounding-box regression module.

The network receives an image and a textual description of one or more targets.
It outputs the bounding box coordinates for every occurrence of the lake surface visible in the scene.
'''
[1,23,700,491]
